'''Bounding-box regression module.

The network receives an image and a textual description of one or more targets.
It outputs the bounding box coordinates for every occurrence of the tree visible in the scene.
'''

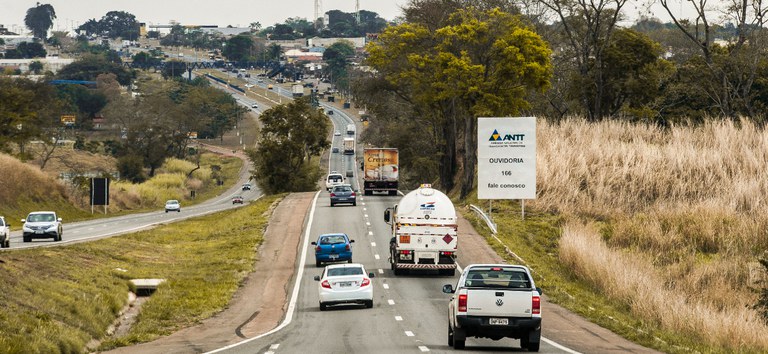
[657,0,768,119]
[323,41,355,90]
[247,99,330,194]
[365,7,552,197]
[29,61,44,74]
[57,53,134,85]
[267,43,282,62]
[3,42,47,59]
[223,34,255,62]
[76,19,100,37]
[161,60,188,80]
[25,3,56,40]
[538,0,628,121]
[99,11,140,40]
[0,77,61,156]
[132,51,162,68]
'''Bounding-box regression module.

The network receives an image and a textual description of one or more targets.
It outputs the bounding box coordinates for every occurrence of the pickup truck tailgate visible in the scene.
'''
[466,289,533,317]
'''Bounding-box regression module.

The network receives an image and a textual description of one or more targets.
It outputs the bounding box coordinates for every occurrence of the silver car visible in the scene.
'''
[330,185,357,207]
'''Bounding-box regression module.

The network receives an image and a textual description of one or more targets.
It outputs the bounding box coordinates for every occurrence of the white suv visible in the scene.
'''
[325,172,345,191]
[0,216,10,248]
[22,211,63,242]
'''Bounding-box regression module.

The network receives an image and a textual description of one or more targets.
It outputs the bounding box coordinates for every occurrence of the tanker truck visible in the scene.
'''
[384,184,457,276]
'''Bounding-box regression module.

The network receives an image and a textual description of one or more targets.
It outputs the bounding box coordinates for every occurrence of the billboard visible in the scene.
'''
[478,117,537,199]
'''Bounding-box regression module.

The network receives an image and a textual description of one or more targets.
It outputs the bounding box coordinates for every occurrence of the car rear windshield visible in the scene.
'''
[320,235,347,244]
[328,175,343,182]
[327,267,363,276]
[465,268,531,289]
[333,186,351,193]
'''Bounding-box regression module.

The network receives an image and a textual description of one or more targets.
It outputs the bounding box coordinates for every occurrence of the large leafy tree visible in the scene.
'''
[0,77,65,164]
[365,7,552,197]
[24,3,56,40]
[223,34,255,62]
[323,41,355,90]
[75,11,140,40]
[247,99,329,194]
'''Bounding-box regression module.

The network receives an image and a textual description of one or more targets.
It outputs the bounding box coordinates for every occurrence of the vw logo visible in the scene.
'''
[495,299,504,306]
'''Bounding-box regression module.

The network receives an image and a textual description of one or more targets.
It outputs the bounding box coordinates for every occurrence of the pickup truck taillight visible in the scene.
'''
[532,295,541,315]
[458,294,467,312]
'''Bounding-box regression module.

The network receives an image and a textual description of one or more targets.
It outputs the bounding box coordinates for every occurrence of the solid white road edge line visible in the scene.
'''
[205,191,320,354]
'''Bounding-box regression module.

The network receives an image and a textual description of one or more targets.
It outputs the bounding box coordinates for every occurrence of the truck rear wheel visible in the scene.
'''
[453,327,466,349]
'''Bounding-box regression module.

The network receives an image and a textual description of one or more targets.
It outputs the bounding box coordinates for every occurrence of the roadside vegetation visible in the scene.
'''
[0,151,242,225]
[463,118,768,353]
[0,194,281,353]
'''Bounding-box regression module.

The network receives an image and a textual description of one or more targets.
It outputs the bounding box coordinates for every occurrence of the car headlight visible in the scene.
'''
[23,225,32,232]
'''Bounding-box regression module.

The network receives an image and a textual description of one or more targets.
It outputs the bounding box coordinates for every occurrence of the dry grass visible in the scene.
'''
[533,118,768,351]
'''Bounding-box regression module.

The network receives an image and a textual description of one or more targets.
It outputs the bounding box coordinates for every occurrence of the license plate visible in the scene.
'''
[35,230,44,234]
[489,318,508,325]
[329,254,338,259]
[339,281,352,287]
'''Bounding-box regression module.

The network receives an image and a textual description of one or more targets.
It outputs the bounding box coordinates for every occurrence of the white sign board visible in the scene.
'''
[478,117,537,199]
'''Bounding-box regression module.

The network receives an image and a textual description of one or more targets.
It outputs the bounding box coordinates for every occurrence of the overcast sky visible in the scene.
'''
[1,0,410,34]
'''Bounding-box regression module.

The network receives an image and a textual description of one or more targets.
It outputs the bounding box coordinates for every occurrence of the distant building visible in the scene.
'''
[0,58,74,73]
[268,39,307,50]
[308,37,366,49]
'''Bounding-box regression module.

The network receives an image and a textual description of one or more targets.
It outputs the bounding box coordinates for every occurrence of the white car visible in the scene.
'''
[325,172,345,191]
[21,211,63,242]
[251,103,258,109]
[334,131,341,136]
[314,263,375,311]
[0,216,9,248]
[165,200,181,213]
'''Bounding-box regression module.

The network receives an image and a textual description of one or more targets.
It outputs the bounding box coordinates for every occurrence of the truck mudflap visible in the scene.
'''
[395,263,456,269]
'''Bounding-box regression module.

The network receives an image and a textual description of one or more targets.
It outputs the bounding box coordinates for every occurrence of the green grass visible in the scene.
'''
[0,194,283,353]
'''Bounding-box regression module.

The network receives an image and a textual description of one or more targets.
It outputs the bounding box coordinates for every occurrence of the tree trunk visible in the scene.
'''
[460,115,477,199]
[438,101,457,192]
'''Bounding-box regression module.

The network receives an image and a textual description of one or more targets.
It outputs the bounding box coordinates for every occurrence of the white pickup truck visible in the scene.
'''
[443,264,542,351]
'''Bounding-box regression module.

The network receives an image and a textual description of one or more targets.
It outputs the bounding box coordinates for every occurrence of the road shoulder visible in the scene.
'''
[104,192,314,354]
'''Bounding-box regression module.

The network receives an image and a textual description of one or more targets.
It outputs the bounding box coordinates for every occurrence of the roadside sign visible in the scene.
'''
[478,117,537,200]
[61,115,76,126]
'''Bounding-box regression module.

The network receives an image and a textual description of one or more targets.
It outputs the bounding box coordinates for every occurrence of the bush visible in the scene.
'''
[116,155,146,183]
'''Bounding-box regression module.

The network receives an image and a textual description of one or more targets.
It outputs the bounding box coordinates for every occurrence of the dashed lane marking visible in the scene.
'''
[374,254,380,260]
[395,315,403,321]
[269,344,280,350]
[405,331,415,337]
[364,214,368,218]
[371,241,376,246]
[388,299,395,305]
[378,269,384,274]
[369,231,373,236]
[383,283,389,290]
[418,346,430,352]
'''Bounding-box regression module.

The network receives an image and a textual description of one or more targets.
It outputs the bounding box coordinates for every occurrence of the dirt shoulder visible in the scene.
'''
[104,192,314,354]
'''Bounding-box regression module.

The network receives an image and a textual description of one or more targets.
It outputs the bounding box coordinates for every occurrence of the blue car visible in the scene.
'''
[312,233,355,267]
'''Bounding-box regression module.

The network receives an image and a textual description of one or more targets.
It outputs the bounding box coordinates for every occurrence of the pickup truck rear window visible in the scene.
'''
[465,269,531,289]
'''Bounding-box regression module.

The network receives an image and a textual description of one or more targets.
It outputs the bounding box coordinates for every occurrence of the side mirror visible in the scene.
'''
[311,241,317,245]
[20,219,25,223]
[368,272,375,278]
[58,218,62,222]
[313,275,321,281]
[349,239,355,243]
[384,209,390,223]
[442,284,454,294]
[536,287,543,295]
